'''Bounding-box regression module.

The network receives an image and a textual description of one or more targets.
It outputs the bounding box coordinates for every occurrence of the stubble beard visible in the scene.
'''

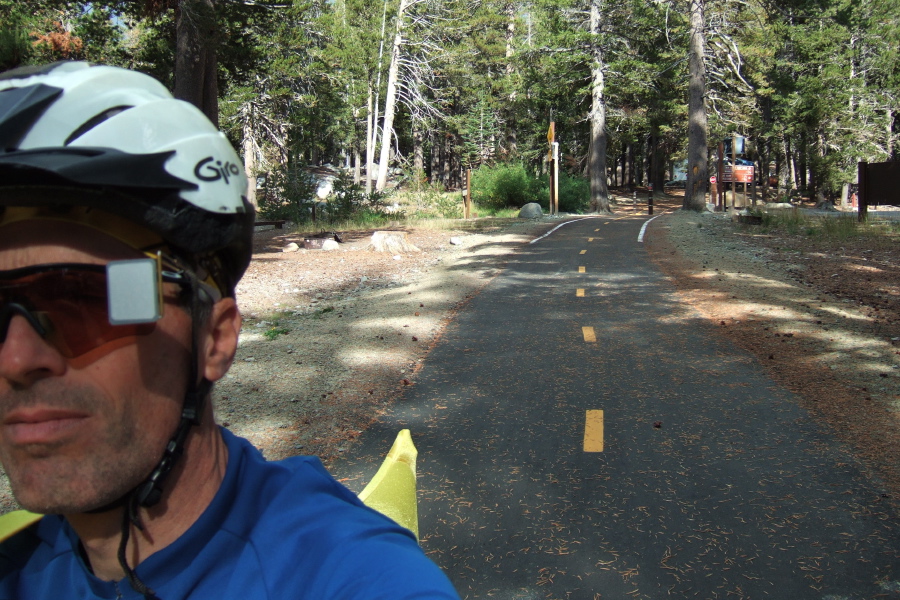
[0,381,168,515]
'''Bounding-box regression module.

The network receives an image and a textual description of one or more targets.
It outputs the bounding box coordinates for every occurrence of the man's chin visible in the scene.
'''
[9,468,140,515]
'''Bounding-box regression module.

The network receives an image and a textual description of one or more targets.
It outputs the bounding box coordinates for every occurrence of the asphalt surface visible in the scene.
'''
[334,215,900,600]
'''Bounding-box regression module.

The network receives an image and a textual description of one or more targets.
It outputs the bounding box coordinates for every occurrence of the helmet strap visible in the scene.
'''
[115,269,211,597]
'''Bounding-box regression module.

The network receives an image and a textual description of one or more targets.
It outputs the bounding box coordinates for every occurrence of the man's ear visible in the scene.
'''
[201,298,242,383]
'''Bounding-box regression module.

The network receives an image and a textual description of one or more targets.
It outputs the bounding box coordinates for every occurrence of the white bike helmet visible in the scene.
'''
[0,61,255,296]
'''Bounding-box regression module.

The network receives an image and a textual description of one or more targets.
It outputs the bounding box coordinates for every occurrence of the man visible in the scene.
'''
[0,62,459,599]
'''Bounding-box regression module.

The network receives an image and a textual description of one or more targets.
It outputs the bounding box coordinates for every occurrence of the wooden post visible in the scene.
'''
[717,141,725,211]
[464,169,471,219]
[858,161,868,222]
[731,135,737,211]
[549,158,556,216]
[552,142,560,215]
[547,121,556,215]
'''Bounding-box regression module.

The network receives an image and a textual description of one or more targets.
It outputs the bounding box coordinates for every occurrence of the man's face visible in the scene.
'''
[0,222,192,514]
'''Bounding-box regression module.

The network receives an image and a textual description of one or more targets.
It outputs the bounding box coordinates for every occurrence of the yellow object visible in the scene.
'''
[358,430,419,540]
[584,410,605,452]
[0,510,42,543]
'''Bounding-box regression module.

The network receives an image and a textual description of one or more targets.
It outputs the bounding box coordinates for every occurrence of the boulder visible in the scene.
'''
[322,239,340,251]
[518,203,543,218]
[368,231,420,253]
[283,242,300,253]
[449,236,463,246]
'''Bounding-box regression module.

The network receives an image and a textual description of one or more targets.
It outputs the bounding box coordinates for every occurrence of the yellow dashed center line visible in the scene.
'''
[578,266,586,273]
[579,250,587,255]
[582,326,596,342]
[576,288,585,297]
[588,237,594,242]
[584,410,604,452]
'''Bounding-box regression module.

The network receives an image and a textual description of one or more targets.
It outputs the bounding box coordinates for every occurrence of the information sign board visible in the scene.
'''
[722,165,754,183]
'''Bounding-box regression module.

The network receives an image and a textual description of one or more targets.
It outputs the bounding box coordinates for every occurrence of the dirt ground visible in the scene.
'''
[2,195,898,513]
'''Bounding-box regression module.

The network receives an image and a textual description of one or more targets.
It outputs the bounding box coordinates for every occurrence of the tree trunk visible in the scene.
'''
[174,0,218,127]
[683,0,708,210]
[366,84,375,194]
[413,122,424,190]
[588,0,610,213]
[429,131,439,185]
[779,133,791,198]
[441,133,451,188]
[375,0,409,191]
[242,115,257,208]
[626,142,634,187]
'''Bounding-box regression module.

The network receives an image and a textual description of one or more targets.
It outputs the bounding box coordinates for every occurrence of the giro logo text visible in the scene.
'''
[194,157,241,184]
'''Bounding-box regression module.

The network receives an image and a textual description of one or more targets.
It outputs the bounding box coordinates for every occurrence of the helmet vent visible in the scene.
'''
[65,106,131,146]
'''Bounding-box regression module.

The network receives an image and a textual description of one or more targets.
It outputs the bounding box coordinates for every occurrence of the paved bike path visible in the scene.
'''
[335,216,900,599]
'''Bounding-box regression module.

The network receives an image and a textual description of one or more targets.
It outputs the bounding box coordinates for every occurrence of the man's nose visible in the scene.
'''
[0,311,66,388]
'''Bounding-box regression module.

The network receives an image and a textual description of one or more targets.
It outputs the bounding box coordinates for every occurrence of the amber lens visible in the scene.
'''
[0,265,155,358]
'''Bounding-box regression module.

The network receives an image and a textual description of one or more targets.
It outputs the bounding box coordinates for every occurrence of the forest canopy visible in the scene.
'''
[2,0,897,209]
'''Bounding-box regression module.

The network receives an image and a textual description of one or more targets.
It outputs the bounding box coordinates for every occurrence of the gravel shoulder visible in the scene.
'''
[645,208,900,503]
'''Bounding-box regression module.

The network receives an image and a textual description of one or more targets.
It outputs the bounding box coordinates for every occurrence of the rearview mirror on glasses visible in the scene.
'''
[107,258,162,325]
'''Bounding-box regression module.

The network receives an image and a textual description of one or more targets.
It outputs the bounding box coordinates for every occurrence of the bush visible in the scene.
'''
[258,163,318,224]
[470,163,591,213]
[326,172,396,225]
[536,171,591,213]
[470,163,543,210]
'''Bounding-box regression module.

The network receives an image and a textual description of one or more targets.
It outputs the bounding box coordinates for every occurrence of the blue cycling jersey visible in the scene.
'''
[0,427,459,599]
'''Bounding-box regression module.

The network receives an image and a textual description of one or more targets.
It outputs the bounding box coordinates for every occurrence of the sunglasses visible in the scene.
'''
[0,261,187,359]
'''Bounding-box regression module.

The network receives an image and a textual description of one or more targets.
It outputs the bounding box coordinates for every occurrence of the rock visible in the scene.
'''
[321,239,340,251]
[283,242,300,253]
[518,202,543,218]
[368,231,420,253]
[449,236,462,246]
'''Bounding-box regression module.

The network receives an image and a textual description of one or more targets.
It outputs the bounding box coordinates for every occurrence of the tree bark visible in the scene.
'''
[375,0,409,191]
[242,114,257,208]
[366,84,375,194]
[588,0,610,213]
[174,0,218,127]
[413,121,424,190]
[683,0,708,211]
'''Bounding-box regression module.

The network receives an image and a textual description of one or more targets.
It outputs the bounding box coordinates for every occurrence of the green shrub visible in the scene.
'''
[470,163,543,210]
[470,163,591,213]
[328,173,393,223]
[258,163,318,224]
[535,171,591,213]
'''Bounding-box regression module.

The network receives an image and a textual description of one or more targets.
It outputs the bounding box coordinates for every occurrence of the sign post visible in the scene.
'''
[548,122,557,215]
